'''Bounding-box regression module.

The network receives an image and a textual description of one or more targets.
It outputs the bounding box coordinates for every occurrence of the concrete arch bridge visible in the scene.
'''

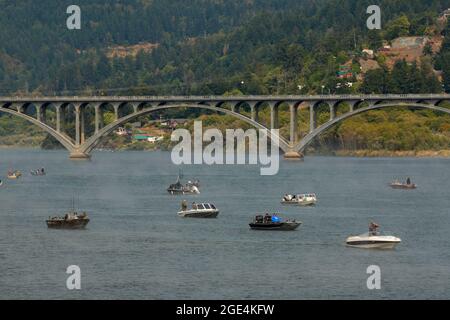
[0,94,449,159]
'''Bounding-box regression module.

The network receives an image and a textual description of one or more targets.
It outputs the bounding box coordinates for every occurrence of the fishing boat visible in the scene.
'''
[346,222,401,249]
[281,193,317,206]
[249,214,301,231]
[389,177,416,189]
[46,197,90,229]
[46,212,90,229]
[31,168,46,176]
[167,171,200,195]
[177,201,219,218]
[7,170,22,179]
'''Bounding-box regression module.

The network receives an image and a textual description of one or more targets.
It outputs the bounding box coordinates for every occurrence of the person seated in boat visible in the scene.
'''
[264,213,271,223]
[181,200,188,211]
[192,202,197,210]
[284,194,292,201]
[41,168,45,174]
[369,221,380,236]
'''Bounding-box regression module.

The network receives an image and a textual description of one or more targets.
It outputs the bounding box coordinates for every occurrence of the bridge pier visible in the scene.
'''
[270,103,279,129]
[329,101,337,121]
[309,102,317,133]
[69,151,91,160]
[74,103,81,146]
[249,102,258,122]
[80,107,86,144]
[94,103,102,134]
[284,150,303,160]
[113,102,120,121]
[289,103,298,144]
[55,104,62,132]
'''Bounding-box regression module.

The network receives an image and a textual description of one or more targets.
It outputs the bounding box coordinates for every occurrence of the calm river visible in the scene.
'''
[1,149,450,299]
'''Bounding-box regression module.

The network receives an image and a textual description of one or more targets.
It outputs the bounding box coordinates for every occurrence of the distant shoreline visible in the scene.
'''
[322,149,450,158]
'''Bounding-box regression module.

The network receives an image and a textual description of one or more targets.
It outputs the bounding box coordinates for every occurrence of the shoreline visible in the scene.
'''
[2,145,450,158]
[329,149,450,158]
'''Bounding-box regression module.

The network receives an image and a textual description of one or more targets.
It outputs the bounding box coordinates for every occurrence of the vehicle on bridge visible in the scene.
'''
[178,201,219,218]
[281,193,317,206]
[249,214,301,231]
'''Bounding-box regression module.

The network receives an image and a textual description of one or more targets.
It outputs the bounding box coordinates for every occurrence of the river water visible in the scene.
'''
[0,149,450,299]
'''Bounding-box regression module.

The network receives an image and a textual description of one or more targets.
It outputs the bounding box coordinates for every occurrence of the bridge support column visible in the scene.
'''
[94,103,102,134]
[74,104,81,146]
[36,104,42,122]
[249,102,258,122]
[80,107,86,144]
[112,103,120,121]
[289,103,298,144]
[270,103,279,129]
[348,101,357,112]
[309,102,317,133]
[55,104,62,132]
[329,102,337,121]
[11,103,22,113]
[132,103,139,114]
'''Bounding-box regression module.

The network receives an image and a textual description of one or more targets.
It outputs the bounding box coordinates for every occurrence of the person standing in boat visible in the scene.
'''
[369,221,379,236]
[181,200,188,211]
[406,177,411,185]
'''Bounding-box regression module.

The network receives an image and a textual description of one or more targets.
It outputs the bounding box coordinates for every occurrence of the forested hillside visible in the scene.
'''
[1,0,450,154]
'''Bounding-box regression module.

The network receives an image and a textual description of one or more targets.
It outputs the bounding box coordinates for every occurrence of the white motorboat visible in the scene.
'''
[178,202,219,218]
[346,232,401,249]
[281,193,317,206]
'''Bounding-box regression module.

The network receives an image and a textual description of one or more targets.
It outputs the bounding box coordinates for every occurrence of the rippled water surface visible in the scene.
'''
[1,149,450,299]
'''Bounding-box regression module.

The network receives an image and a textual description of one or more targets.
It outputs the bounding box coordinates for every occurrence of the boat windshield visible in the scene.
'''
[203,204,211,209]
[196,204,205,210]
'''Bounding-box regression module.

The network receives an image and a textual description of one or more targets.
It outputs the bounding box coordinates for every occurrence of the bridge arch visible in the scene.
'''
[79,103,291,154]
[295,102,450,153]
[0,106,75,151]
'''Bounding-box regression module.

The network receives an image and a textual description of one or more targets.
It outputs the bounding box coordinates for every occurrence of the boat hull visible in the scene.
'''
[281,200,316,206]
[46,219,90,229]
[346,235,401,249]
[389,184,416,189]
[178,210,219,218]
[346,242,399,249]
[249,222,301,231]
[168,189,199,195]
